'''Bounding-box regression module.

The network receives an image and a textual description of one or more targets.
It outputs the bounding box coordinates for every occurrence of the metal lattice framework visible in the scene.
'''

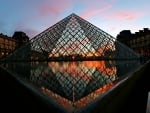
[3,13,139,61]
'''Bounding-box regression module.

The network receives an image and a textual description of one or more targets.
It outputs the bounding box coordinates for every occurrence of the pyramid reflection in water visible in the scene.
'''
[1,60,140,112]
[4,13,139,61]
[30,61,117,101]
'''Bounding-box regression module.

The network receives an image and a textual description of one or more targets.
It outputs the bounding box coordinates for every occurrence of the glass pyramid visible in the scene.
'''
[3,13,139,61]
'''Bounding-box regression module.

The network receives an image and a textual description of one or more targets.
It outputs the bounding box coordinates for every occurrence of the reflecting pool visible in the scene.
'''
[0,60,140,113]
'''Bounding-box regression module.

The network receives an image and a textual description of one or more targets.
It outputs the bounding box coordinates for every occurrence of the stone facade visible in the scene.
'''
[0,31,29,58]
[117,28,150,59]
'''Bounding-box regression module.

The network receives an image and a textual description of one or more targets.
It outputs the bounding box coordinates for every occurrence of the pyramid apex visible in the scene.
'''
[70,13,78,16]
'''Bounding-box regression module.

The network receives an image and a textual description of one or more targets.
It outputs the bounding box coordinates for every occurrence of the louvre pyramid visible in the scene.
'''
[4,13,139,61]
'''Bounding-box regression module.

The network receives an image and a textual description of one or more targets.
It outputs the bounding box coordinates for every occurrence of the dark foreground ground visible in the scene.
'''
[0,61,150,113]
[0,67,64,113]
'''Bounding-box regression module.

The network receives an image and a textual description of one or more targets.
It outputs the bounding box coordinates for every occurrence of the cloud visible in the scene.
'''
[15,27,39,38]
[80,5,112,19]
[21,28,40,38]
[104,22,145,37]
[15,21,40,38]
[39,6,62,16]
[78,0,117,19]
[103,11,144,21]
[38,0,73,17]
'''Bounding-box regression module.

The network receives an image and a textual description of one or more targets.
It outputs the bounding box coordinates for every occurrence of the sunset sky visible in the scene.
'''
[0,0,150,38]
